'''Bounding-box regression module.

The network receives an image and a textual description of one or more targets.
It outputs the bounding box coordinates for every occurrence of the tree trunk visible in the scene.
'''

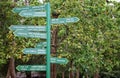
[94,72,99,78]
[14,0,17,2]
[24,0,29,6]
[53,64,57,78]
[69,61,73,78]
[6,69,10,78]
[51,27,58,78]
[26,72,31,78]
[69,72,70,78]
[62,72,65,78]
[85,74,88,78]
[6,57,16,78]
[76,69,79,78]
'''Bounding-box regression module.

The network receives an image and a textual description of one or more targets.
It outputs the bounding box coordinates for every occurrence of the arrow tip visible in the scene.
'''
[16,65,20,71]
[19,12,23,17]
[9,25,16,31]
[9,26,11,30]
[19,11,30,17]
[12,8,21,13]
[75,17,80,22]
[12,9,15,13]
[13,31,17,36]
[22,49,26,54]
[12,8,19,13]
[66,59,69,64]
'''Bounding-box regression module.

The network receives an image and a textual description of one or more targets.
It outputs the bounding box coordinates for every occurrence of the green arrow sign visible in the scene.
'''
[12,5,45,13]
[36,42,46,48]
[51,17,79,24]
[16,65,46,71]
[23,48,46,54]
[14,30,46,39]
[9,25,46,31]
[19,11,46,17]
[51,57,68,64]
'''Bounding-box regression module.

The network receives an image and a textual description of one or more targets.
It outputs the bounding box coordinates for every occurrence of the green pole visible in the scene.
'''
[46,2,51,78]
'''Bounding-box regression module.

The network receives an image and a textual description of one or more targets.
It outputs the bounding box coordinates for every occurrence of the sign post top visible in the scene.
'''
[23,48,46,54]
[12,5,46,13]
[9,25,46,31]
[14,30,47,39]
[16,65,46,71]
[19,11,46,17]
[51,17,80,24]
[51,57,68,64]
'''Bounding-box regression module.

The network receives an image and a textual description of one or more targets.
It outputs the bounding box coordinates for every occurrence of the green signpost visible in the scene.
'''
[19,11,46,17]
[46,3,51,78]
[51,17,79,24]
[12,5,45,13]
[10,2,80,78]
[9,25,46,31]
[14,30,46,39]
[23,48,46,54]
[51,57,68,64]
[16,65,46,71]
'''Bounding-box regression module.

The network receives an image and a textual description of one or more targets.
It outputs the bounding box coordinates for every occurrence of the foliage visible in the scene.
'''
[54,0,120,77]
[0,0,44,67]
[0,0,119,77]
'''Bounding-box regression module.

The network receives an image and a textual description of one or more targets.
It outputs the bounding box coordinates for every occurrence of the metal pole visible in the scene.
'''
[46,2,51,78]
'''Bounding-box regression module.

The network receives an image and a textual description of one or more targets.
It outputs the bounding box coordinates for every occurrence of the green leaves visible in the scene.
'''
[0,0,119,77]
[55,0,120,77]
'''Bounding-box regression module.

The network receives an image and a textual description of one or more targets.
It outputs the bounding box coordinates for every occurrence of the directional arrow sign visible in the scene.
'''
[51,57,68,64]
[19,11,46,17]
[51,17,79,24]
[12,5,45,13]
[36,42,46,48]
[23,48,46,54]
[16,65,46,71]
[14,30,46,39]
[9,25,46,31]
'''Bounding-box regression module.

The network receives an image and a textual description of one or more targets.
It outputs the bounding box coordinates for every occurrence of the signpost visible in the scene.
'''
[16,65,46,71]
[10,2,80,78]
[51,17,79,24]
[23,48,46,54]
[46,3,51,78]
[14,30,46,39]
[9,25,46,31]
[51,57,68,64]
[19,11,46,17]
[12,5,45,13]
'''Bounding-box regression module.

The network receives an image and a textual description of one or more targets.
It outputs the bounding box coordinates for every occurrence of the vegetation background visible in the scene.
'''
[0,0,119,78]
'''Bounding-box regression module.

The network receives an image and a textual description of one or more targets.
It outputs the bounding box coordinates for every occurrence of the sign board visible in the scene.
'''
[11,3,76,78]
[51,57,68,64]
[14,30,46,39]
[12,5,45,13]
[9,25,46,31]
[16,65,46,71]
[23,48,46,54]
[19,11,46,17]
[51,17,79,24]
